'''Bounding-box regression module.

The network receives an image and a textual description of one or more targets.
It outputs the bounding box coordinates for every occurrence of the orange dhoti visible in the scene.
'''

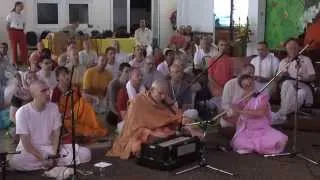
[51,87,108,138]
[106,92,182,159]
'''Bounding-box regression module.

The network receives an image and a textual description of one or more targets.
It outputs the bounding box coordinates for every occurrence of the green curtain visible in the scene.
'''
[265,0,305,49]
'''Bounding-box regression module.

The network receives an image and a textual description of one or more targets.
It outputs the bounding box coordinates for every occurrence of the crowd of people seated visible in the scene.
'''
[1,15,318,171]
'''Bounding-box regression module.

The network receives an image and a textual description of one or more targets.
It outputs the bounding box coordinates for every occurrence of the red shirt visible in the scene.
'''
[170,34,186,48]
[208,55,233,87]
[116,88,129,116]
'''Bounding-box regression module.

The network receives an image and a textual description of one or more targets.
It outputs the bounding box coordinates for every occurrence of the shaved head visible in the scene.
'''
[29,80,51,106]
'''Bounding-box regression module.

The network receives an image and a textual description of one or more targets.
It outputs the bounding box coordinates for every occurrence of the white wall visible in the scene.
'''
[246,0,266,55]
[0,0,113,43]
[0,0,176,49]
[159,0,177,48]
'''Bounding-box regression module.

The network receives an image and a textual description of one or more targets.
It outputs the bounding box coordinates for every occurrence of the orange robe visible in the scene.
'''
[106,91,182,159]
[51,87,108,138]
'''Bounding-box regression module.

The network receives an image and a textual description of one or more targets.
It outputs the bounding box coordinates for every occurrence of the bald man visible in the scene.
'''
[9,80,91,171]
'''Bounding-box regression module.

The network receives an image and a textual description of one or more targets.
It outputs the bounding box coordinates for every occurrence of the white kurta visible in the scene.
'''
[157,61,170,76]
[250,53,280,94]
[9,103,91,171]
[126,80,146,100]
[277,55,315,116]
[78,50,97,67]
[134,28,153,56]
[220,77,261,127]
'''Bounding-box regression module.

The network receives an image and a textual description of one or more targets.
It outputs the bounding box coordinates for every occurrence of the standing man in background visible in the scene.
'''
[134,19,153,56]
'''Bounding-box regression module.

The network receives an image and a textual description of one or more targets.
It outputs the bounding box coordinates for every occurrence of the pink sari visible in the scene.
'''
[231,93,288,155]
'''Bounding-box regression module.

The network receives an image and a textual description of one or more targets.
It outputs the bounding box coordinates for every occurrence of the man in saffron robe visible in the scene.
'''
[51,66,107,140]
[106,79,202,159]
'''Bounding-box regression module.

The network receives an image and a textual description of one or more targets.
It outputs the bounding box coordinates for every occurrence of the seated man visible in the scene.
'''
[220,64,255,128]
[201,39,233,111]
[250,41,279,94]
[106,79,202,159]
[79,39,97,68]
[83,56,113,113]
[9,80,91,171]
[157,48,175,76]
[273,38,316,124]
[169,64,193,110]
[129,45,145,70]
[51,67,108,140]
[126,68,146,100]
[107,63,131,124]
[142,56,164,89]
[104,46,120,78]
[112,40,129,64]
[36,57,57,90]
[228,75,288,155]
[66,48,86,89]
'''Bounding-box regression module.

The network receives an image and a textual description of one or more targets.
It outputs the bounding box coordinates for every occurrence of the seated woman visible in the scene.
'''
[51,66,108,143]
[226,74,288,155]
[4,72,35,142]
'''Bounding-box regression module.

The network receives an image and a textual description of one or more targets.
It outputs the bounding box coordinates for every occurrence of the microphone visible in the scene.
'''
[161,100,177,115]
[46,154,67,160]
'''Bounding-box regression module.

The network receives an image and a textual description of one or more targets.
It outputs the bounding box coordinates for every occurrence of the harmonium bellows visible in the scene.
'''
[136,135,201,170]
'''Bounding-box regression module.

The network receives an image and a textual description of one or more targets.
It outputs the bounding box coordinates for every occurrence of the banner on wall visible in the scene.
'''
[176,0,214,33]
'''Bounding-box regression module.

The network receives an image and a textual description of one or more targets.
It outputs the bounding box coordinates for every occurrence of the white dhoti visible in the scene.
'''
[9,144,91,171]
[278,80,313,116]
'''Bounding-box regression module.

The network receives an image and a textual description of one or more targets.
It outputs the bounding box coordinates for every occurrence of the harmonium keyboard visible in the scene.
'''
[136,135,201,170]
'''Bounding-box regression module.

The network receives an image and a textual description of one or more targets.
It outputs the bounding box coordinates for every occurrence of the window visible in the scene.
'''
[69,4,88,24]
[37,3,58,24]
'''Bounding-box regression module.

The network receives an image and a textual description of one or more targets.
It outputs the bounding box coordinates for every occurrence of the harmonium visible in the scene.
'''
[136,135,202,170]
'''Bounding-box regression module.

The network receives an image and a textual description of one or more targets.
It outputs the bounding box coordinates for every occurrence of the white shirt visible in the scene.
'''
[36,70,58,90]
[116,52,129,64]
[157,61,170,76]
[251,53,280,79]
[105,62,120,78]
[221,77,260,110]
[126,80,146,100]
[279,55,315,80]
[6,12,25,30]
[15,102,61,150]
[193,48,217,68]
[79,50,98,67]
[134,28,153,46]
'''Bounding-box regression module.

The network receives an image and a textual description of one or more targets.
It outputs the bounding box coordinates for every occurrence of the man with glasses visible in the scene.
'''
[9,80,91,171]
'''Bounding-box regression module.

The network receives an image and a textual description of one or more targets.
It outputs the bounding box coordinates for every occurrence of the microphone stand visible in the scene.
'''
[55,65,78,179]
[175,53,235,176]
[1,151,20,180]
[263,47,319,165]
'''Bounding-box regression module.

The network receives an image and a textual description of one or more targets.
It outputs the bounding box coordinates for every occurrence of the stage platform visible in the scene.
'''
[1,118,320,179]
